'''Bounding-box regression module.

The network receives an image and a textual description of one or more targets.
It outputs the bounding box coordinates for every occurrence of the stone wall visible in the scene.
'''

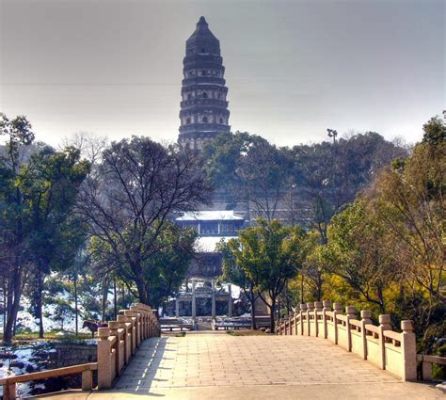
[49,343,97,369]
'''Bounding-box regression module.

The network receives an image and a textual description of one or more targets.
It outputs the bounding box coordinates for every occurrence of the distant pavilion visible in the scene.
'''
[173,211,246,319]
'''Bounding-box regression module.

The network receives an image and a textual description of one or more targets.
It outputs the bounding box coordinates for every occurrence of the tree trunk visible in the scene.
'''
[269,299,276,333]
[3,269,22,345]
[36,271,44,339]
[101,277,109,321]
[300,273,304,304]
[120,282,125,309]
[248,287,257,330]
[113,277,117,320]
[74,272,78,336]
[136,279,149,305]
[7,277,13,323]
[3,279,7,334]
[250,299,257,330]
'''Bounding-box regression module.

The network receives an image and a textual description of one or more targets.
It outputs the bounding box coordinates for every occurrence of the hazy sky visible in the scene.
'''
[0,0,444,148]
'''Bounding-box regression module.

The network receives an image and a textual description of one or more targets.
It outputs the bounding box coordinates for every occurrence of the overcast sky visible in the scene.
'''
[0,0,444,148]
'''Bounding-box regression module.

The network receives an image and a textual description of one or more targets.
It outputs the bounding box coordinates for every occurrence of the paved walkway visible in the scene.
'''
[35,333,444,400]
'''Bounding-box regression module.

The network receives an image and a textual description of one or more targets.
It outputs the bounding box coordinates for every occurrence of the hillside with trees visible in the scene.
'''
[1,110,443,354]
[203,130,407,232]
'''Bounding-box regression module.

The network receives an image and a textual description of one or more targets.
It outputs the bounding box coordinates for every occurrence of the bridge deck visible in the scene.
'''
[35,333,443,400]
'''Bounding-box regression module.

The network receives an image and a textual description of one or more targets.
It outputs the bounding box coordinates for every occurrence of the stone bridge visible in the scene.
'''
[1,302,445,400]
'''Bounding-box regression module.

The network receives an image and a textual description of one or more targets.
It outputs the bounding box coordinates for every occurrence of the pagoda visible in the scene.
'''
[178,17,231,150]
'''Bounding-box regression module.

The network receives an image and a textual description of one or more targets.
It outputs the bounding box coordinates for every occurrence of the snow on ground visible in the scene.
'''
[0,307,89,335]
[0,344,39,397]
[0,293,91,335]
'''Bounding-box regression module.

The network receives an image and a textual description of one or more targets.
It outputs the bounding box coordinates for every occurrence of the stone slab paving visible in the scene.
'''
[33,333,444,400]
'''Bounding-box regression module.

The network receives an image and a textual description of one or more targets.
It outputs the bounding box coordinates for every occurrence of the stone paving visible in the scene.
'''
[34,333,444,400]
[115,334,400,390]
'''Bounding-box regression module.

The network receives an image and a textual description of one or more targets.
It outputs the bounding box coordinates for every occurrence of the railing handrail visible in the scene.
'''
[417,354,446,365]
[383,330,402,342]
[364,323,381,335]
[0,362,98,385]
[1,302,161,400]
[417,354,446,380]
[276,301,417,382]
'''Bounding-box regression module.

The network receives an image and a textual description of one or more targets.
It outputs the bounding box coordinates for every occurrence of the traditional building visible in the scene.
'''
[173,211,246,318]
[178,16,230,150]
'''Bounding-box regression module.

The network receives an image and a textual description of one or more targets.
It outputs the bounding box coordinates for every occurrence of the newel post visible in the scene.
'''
[379,314,392,370]
[401,320,417,381]
[117,314,130,364]
[332,303,343,345]
[109,321,122,376]
[4,382,17,400]
[124,311,137,355]
[97,327,112,389]
[360,310,372,360]
[322,300,332,339]
[130,307,142,347]
[345,306,357,352]
[134,303,148,339]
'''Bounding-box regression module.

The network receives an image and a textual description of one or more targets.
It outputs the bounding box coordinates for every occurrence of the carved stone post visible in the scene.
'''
[97,327,112,389]
[82,369,94,391]
[379,314,392,369]
[117,314,130,364]
[322,300,332,339]
[130,309,141,347]
[345,306,357,352]
[332,303,343,345]
[4,382,17,400]
[401,320,417,381]
[109,321,122,376]
[124,311,136,355]
[360,310,372,360]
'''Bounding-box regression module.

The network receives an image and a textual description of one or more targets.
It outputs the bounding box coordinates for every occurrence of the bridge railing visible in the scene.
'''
[417,354,446,381]
[0,303,160,400]
[276,301,417,382]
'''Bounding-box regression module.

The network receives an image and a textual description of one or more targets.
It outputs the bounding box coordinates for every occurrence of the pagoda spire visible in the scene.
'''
[178,17,231,150]
[197,16,208,27]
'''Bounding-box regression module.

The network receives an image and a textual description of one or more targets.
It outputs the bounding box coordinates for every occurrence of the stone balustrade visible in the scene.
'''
[277,301,417,381]
[97,303,160,389]
[0,302,160,400]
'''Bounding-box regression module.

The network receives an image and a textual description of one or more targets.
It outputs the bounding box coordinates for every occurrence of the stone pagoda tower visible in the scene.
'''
[178,17,230,150]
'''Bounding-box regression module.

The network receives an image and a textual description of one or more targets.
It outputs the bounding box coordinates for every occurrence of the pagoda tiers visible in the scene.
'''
[178,16,231,150]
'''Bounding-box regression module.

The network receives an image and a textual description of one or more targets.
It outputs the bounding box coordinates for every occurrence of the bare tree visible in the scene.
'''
[78,136,211,305]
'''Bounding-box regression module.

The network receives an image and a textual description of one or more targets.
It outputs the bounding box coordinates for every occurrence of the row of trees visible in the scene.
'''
[0,114,212,344]
[0,114,91,343]
[220,117,445,350]
[204,130,407,227]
